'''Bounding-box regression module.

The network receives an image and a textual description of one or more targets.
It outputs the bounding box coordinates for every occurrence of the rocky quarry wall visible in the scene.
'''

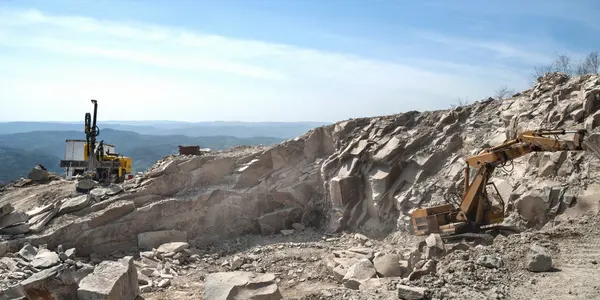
[2,72,600,258]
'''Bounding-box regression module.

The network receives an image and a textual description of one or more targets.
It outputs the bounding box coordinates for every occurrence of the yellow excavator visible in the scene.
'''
[60,100,132,190]
[410,128,600,241]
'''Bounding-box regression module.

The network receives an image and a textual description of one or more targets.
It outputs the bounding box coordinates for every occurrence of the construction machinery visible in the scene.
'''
[410,128,600,241]
[60,100,132,188]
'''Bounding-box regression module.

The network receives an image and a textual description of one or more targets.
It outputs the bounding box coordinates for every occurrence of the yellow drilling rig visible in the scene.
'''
[60,100,132,191]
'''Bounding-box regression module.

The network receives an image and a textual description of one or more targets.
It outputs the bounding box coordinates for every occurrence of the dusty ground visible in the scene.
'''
[510,198,600,300]
[138,208,600,300]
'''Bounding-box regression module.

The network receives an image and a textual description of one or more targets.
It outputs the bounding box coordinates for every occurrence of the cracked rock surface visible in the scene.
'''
[0,73,600,299]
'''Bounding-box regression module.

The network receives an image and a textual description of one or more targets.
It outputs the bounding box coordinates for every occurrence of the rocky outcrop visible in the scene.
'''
[1,73,600,257]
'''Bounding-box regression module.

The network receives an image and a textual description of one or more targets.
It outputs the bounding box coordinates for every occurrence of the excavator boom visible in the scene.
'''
[410,128,600,237]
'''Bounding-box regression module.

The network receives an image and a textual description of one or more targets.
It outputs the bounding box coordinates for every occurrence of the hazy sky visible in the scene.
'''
[1,0,599,122]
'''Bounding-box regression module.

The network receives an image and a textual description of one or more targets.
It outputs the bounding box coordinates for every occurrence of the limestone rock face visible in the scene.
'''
[2,73,600,254]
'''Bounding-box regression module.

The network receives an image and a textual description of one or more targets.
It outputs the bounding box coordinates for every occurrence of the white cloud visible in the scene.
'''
[0,8,545,122]
[415,31,554,65]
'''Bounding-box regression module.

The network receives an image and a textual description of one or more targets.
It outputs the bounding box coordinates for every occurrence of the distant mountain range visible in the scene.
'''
[0,127,290,184]
[0,121,328,138]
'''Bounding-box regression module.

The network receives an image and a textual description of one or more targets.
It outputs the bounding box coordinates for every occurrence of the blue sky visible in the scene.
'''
[0,0,599,122]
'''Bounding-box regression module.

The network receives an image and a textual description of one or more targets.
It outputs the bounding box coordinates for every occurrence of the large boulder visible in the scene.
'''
[77,256,140,300]
[204,271,283,300]
[514,186,567,228]
[27,165,49,182]
[525,244,553,272]
[0,212,28,229]
[342,259,377,290]
[20,264,79,299]
[373,254,405,277]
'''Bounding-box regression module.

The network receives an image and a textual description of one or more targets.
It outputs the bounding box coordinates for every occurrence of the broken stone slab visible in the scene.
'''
[20,264,79,300]
[77,256,140,300]
[0,212,28,230]
[31,248,60,269]
[59,195,92,215]
[397,284,429,300]
[65,248,76,259]
[156,242,189,254]
[106,184,124,196]
[525,244,553,272]
[0,223,29,235]
[147,160,178,178]
[90,187,110,202]
[137,230,188,250]
[28,204,58,233]
[87,201,135,228]
[342,259,377,290]
[0,203,14,219]
[26,203,54,217]
[138,272,151,285]
[18,244,37,261]
[204,271,283,300]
